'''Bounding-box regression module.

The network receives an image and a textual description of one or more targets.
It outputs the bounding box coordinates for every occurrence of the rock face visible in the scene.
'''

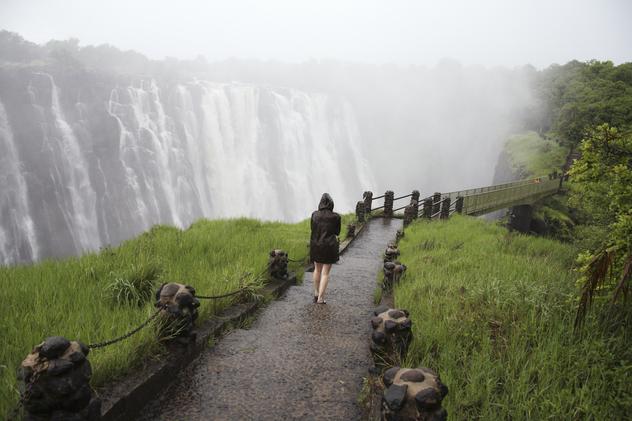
[18,337,101,421]
[155,282,200,341]
[370,306,412,366]
[382,366,449,421]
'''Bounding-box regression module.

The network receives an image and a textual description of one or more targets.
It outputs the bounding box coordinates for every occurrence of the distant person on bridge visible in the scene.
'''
[310,193,341,304]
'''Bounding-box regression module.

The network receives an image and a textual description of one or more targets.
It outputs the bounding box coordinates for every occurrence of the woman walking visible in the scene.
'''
[310,193,341,304]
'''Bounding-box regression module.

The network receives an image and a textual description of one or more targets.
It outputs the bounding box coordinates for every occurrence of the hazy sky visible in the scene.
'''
[1,0,630,67]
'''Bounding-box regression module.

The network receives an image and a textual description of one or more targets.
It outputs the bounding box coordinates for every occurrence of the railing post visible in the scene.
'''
[381,366,448,421]
[411,190,420,219]
[423,197,433,219]
[363,191,373,214]
[347,223,356,238]
[455,196,464,214]
[384,191,394,218]
[156,283,201,340]
[440,197,451,219]
[432,192,441,216]
[355,200,365,223]
[403,204,415,227]
[18,337,101,421]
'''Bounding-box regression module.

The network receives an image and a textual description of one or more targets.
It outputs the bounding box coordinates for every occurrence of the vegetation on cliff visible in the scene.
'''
[396,216,631,420]
[506,60,632,317]
[569,125,632,326]
[504,131,568,178]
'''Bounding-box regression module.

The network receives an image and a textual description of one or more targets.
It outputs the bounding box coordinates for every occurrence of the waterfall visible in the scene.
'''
[0,100,39,264]
[43,73,100,254]
[106,80,373,224]
[0,74,374,264]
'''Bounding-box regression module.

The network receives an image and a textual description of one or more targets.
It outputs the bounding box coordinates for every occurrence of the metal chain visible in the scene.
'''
[8,370,41,420]
[87,306,164,349]
[197,270,262,300]
[196,288,247,300]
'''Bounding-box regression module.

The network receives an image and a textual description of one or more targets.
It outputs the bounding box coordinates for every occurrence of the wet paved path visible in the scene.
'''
[138,218,402,421]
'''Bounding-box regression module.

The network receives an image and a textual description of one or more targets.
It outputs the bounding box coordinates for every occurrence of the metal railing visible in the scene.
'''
[360,172,562,221]
[443,176,560,216]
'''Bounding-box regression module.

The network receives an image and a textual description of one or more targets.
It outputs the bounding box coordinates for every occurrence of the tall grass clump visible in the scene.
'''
[0,218,310,418]
[395,215,632,420]
[105,262,161,307]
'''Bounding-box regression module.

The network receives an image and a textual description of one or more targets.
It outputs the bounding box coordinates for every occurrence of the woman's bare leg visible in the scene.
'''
[313,262,322,298]
[317,263,332,303]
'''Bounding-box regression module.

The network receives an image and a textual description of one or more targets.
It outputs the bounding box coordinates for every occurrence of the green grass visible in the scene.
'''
[505,131,568,177]
[0,218,310,418]
[340,213,357,240]
[395,216,632,420]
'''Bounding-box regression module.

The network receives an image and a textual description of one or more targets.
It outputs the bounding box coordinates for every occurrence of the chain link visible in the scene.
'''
[196,268,268,300]
[87,306,164,349]
[196,288,247,300]
[8,370,41,420]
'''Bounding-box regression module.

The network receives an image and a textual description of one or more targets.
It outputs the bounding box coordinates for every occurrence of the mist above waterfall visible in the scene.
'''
[0,31,539,264]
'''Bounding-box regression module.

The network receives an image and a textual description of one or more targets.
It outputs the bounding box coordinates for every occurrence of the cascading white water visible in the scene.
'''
[0,100,39,264]
[43,73,101,254]
[0,74,374,264]
[106,79,373,225]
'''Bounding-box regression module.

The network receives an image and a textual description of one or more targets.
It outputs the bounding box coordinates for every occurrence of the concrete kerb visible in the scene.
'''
[98,219,368,421]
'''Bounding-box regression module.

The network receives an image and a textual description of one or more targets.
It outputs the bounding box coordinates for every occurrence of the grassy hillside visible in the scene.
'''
[505,131,568,178]
[395,216,631,420]
[0,218,311,418]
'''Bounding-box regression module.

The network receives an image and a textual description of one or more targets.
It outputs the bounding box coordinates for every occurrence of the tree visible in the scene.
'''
[553,62,632,148]
[570,124,632,328]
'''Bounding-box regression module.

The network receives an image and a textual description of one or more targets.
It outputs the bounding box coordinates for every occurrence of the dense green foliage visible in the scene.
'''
[0,218,310,418]
[528,60,632,147]
[395,216,632,420]
[510,60,632,318]
[569,125,632,324]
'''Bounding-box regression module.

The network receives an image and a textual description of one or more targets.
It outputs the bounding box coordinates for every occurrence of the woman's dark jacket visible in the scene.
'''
[310,194,341,264]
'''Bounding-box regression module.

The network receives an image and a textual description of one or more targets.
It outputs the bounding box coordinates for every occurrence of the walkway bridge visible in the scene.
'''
[358,172,563,223]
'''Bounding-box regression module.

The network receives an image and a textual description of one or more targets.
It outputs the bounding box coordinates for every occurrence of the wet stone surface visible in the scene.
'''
[138,218,402,421]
